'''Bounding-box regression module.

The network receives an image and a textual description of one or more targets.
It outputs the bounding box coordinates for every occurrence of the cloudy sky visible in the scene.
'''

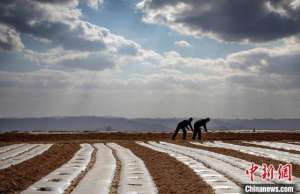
[0,0,299,118]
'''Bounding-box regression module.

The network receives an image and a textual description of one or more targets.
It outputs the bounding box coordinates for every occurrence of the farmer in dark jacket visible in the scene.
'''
[192,117,210,140]
[172,117,193,140]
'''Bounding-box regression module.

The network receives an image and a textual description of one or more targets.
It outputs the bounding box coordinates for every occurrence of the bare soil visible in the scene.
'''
[1,131,300,143]
[119,142,214,194]
[0,132,171,143]
[0,143,80,194]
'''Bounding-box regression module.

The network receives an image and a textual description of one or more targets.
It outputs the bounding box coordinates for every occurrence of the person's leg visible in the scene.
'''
[172,127,180,140]
[198,129,202,140]
[182,128,187,139]
[192,128,197,140]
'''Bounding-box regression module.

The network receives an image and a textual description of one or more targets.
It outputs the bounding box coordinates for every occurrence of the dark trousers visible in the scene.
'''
[192,127,202,140]
[172,127,187,140]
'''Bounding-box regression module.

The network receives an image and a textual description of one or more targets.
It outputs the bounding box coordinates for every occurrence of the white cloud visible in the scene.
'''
[0,0,300,96]
[0,24,24,52]
[290,0,300,10]
[84,0,103,9]
[2,36,299,92]
[0,0,147,71]
[174,40,191,47]
[137,0,300,42]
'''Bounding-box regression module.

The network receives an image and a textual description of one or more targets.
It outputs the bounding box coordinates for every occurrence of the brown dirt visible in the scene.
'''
[108,145,121,194]
[0,143,80,194]
[176,141,300,177]
[1,131,300,143]
[0,132,171,143]
[119,142,214,194]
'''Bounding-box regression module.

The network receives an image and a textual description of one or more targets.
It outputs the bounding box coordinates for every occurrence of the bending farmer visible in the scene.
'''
[172,117,193,140]
[193,117,210,140]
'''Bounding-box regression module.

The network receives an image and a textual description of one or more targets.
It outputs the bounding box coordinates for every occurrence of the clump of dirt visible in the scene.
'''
[179,141,300,178]
[0,143,80,194]
[120,142,214,194]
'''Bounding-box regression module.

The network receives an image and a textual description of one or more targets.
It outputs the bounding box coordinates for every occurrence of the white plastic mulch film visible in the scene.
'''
[21,144,93,194]
[107,143,158,194]
[71,143,116,194]
[138,141,242,194]
[0,144,52,169]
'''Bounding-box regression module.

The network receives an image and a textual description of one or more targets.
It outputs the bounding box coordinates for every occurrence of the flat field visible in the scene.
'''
[0,131,300,194]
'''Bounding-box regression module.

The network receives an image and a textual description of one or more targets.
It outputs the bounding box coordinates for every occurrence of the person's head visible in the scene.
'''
[188,117,193,122]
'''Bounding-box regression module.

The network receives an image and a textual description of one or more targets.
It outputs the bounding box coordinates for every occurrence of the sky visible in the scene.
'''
[0,0,299,119]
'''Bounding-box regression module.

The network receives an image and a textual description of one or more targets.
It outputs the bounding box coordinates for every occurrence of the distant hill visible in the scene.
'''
[0,116,299,132]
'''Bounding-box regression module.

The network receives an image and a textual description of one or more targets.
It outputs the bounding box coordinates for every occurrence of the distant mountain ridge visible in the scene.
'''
[0,116,299,132]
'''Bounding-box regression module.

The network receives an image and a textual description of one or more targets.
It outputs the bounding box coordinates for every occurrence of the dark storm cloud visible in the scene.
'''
[0,0,97,6]
[0,0,124,72]
[32,0,76,3]
[0,0,106,51]
[139,0,300,42]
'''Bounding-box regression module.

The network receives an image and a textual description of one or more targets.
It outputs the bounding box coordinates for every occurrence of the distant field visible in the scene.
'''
[1,131,300,142]
[0,132,300,194]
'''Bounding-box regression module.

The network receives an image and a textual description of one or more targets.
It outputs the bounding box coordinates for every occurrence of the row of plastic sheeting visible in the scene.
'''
[107,143,158,194]
[21,144,93,194]
[0,144,52,169]
[21,143,158,194]
[138,141,242,194]
[192,141,300,165]
[70,144,116,194]
[246,141,300,152]
[0,144,25,154]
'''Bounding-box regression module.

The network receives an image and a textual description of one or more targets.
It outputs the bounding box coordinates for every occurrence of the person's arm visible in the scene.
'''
[204,123,207,132]
[188,123,194,131]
